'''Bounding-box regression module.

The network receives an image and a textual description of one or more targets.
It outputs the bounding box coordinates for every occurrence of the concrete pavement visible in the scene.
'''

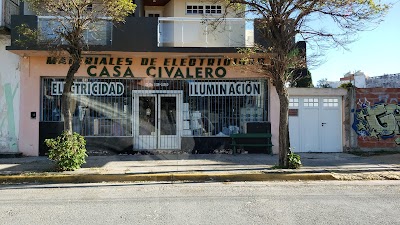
[0,153,399,183]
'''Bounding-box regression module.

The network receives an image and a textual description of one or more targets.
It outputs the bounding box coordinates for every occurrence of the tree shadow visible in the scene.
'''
[0,153,399,176]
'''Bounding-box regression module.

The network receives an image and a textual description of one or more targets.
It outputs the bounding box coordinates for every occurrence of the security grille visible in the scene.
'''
[40,78,268,137]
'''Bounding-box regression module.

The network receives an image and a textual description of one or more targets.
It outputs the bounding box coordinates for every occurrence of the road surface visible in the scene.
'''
[1,181,399,224]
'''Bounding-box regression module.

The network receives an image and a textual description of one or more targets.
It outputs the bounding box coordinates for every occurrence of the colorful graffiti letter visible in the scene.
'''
[352,100,400,145]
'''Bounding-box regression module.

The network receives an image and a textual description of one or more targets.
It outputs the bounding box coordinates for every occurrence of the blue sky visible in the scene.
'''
[307,1,400,84]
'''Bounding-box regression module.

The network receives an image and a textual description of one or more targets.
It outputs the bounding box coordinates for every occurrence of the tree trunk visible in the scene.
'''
[276,79,290,168]
[61,59,81,134]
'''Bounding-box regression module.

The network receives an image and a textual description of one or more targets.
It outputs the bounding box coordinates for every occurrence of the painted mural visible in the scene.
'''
[352,97,400,145]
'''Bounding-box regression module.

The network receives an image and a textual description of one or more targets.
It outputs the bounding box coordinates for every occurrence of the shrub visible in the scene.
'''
[339,82,354,90]
[45,131,87,171]
[288,152,302,169]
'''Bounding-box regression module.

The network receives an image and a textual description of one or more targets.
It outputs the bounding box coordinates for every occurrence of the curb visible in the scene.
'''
[0,172,337,184]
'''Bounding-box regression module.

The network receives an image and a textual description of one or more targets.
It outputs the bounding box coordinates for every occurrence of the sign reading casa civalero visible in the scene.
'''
[46,56,265,79]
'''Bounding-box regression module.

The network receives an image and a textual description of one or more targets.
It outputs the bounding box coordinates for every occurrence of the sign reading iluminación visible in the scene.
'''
[189,82,261,96]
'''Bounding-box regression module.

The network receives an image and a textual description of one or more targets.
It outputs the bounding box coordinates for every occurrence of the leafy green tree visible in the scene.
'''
[290,69,314,88]
[21,0,136,134]
[224,0,389,167]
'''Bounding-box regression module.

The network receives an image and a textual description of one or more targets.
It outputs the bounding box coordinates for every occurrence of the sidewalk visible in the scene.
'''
[0,153,399,184]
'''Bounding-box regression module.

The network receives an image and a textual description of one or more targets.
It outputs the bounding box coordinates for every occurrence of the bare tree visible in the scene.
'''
[222,0,389,167]
[317,78,331,88]
[21,0,136,134]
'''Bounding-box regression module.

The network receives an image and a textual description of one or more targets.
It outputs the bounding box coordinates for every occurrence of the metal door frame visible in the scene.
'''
[132,90,183,150]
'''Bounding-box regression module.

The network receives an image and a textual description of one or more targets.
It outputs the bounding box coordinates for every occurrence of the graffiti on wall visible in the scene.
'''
[352,98,400,145]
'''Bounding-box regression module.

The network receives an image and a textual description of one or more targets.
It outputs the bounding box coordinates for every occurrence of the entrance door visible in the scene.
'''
[133,91,181,150]
[301,107,320,152]
[158,94,179,149]
[320,98,342,152]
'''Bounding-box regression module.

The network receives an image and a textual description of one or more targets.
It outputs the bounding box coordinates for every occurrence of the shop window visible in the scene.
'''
[184,80,267,136]
[41,78,135,137]
[40,78,268,138]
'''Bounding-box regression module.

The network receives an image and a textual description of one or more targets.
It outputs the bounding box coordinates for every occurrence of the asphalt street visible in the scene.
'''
[0,181,399,225]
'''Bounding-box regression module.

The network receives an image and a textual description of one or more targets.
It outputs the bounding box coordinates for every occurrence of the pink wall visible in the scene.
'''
[19,57,88,155]
[19,57,40,155]
[19,55,277,155]
[269,85,280,154]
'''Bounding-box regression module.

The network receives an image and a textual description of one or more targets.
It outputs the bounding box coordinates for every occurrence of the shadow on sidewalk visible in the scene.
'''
[0,153,399,175]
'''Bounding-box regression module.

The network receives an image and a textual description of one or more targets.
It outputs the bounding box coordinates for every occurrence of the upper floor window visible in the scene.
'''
[186,4,222,15]
[148,13,160,17]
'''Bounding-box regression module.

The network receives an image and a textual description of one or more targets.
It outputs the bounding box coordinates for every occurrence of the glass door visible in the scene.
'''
[133,92,181,150]
[134,94,157,149]
[158,95,179,149]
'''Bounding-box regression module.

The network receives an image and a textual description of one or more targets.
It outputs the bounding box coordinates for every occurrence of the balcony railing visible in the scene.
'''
[158,17,254,48]
[10,16,258,52]
[37,16,113,46]
[2,0,19,28]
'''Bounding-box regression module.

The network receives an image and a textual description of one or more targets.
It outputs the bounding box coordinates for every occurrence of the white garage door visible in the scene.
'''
[289,97,342,152]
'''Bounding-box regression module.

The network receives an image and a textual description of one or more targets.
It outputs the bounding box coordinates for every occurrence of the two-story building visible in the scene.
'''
[6,0,346,156]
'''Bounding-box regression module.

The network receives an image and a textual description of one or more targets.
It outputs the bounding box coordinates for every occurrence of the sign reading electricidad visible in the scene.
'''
[51,81,124,96]
[189,82,262,96]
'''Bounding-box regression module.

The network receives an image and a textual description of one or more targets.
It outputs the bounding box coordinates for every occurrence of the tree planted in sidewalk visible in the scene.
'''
[222,0,389,167]
[19,0,136,134]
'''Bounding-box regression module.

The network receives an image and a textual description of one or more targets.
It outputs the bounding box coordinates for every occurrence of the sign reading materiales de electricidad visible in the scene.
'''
[46,56,266,79]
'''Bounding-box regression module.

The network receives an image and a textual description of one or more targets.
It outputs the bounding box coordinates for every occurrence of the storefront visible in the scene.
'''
[19,54,270,156]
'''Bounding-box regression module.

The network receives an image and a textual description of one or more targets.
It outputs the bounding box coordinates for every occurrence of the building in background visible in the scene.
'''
[327,71,368,88]
[366,73,400,88]
[327,71,400,88]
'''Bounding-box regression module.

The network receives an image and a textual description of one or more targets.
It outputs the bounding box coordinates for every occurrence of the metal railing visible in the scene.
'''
[37,16,112,46]
[158,17,253,47]
[2,0,19,28]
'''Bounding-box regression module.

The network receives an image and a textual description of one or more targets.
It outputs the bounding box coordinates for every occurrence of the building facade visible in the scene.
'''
[20,55,270,156]
[7,0,281,156]
[5,0,352,156]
